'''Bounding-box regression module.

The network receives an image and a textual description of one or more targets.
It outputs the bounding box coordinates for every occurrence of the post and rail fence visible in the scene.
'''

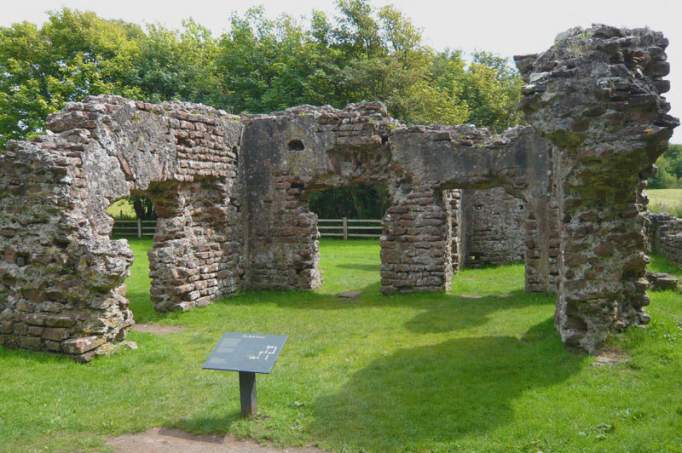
[111,219,157,238]
[316,218,382,239]
[111,217,382,239]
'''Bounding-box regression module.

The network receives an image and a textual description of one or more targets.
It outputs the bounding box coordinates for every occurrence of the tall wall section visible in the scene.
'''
[0,96,242,360]
[516,25,679,351]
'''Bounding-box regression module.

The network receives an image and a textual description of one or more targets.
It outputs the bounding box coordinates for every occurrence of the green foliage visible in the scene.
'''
[461,52,524,131]
[649,144,682,189]
[0,10,221,147]
[0,9,144,145]
[0,1,524,149]
[1,239,682,452]
[309,184,390,218]
[133,20,224,106]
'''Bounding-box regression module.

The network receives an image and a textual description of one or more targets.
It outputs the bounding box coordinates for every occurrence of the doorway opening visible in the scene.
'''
[107,194,158,321]
[307,184,390,294]
[459,187,526,268]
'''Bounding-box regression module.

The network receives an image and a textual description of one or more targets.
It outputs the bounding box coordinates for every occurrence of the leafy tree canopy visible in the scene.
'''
[0,1,525,149]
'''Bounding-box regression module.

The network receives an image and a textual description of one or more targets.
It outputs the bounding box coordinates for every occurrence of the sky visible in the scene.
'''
[3,0,681,142]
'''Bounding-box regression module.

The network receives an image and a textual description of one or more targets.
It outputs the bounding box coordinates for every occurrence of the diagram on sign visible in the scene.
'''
[248,345,278,361]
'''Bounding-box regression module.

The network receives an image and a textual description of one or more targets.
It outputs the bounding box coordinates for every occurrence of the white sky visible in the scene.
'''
[3,0,681,142]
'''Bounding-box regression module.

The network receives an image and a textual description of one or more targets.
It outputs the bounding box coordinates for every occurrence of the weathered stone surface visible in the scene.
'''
[0,95,242,360]
[0,25,678,359]
[460,187,525,267]
[646,272,679,291]
[645,213,682,266]
[517,25,679,352]
[240,107,557,295]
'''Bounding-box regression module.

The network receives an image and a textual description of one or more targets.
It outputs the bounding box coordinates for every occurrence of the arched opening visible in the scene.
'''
[107,194,158,320]
[306,184,390,294]
[105,177,240,314]
[108,194,157,238]
[441,182,560,295]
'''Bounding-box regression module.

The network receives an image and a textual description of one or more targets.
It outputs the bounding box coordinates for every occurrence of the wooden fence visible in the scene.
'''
[111,218,382,239]
[111,219,157,238]
[317,218,382,239]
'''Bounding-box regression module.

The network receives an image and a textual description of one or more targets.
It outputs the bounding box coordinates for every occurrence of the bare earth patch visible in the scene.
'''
[593,348,630,367]
[131,324,185,335]
[107,428,324,453]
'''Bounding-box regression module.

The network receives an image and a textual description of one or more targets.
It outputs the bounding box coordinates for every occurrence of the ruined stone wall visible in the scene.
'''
[381,186,452,293]
[455,182,560,295]
[646,213,682,266]
[239,110,555,296]
[239,103,396,291]
[0,136,133,359]
[149,178,241,311]
[0,96,242,360]
[0,24,678,360]
[460,187,526,267]
[517,25,679,351]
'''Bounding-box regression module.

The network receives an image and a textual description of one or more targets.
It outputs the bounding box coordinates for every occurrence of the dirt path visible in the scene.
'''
[107,428,324,453]
[130,324,185,335]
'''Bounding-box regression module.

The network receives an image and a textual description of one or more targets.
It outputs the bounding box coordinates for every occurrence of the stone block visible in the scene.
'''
[43,328,70,341]
[62,336,105,355]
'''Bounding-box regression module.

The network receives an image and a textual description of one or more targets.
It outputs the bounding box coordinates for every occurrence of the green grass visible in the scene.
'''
[649,188,682,217]
[1,239,682,452]
[106,199,135,219]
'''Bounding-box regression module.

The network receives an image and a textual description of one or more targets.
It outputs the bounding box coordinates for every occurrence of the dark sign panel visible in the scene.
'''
[202,332,287,374]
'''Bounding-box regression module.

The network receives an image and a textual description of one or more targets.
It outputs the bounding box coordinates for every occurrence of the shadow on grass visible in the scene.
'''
[219,285,553,336]
[310,318,584,451]
[402,290,551,334]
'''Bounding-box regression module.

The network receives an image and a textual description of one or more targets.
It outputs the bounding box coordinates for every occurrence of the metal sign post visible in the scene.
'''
[239,371,257,417]
[203,333,287,418]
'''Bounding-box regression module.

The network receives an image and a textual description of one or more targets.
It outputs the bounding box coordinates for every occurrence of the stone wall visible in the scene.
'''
[460,187,526,267]
[381,186,452,293]
[0,96,242,360]
[238,103,396,291]
[517,25,679,351]
[646,213,682,266]
[0,24,678,359]
[239,110,556,295]
[445,190,464,272]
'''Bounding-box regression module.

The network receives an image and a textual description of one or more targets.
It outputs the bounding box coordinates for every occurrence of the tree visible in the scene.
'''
[0,3,524,151]
[132,20,224,106]
[0,9,143,147]
[460,52,523,132]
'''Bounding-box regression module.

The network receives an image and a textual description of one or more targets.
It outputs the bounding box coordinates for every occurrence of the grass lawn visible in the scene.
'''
[1,239,682,452]
[648,188,682,216]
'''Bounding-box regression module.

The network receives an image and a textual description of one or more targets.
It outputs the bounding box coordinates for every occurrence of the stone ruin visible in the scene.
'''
[646,213,682,267]
[458,187,527,268]
[0,25,678,360]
